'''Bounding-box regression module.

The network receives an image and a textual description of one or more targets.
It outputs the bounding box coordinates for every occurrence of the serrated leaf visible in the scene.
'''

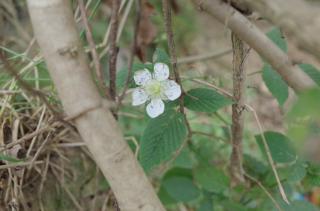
[255,131,296,163]
[267,27,287,53]
[184,88,232,113]
[139,110,187,171]
[299,63,320,86]
[153,48,171,65]
[262,64,289,106]
[194,164,229,193]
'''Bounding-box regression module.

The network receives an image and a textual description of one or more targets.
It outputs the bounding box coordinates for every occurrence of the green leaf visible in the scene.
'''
[262,27,289,105]
[153,48,171,65]
[304,163,320,187]
[221,200,248,211]
[173,147,194,169]
[289,89,320,119]
[262,64,289,106]
[198,196,213,211]
[287,89,320,142]
[184,88,232,113]
[116,67,130,89]
[162,176,201,202]
[255,131,296,163]
[139,110,187,171]
[0,154,20,163]
[304,174,320,187]
[307,163,320,175]
[161,168,201,202]
[287,160,307,182]
[299,63,320,86]
[158,186,177,205]
[267,27,287,52]
[283,201,319,211]
[243,154,268,177]
[194,164,229,193]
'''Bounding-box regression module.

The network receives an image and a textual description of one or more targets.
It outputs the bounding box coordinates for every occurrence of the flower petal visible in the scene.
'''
[134,69,152,85]
[163,80,181,101]
[146,99,165,118]
[153,63,169,81]
[132,88,149,106]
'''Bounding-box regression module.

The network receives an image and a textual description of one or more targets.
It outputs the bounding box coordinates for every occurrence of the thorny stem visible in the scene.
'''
[108,0,121,101]
[230,33,250,186]
[152,0,193,176]
[78,0,106,97]
[162,0,185,115]
[116,0,141,112]
[105,1,123,207]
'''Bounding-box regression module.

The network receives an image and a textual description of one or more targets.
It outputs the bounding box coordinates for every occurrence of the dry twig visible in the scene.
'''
[177,49,232,64]
[245,104,289,204]
[108,0,121,101]
[116,0,141,111]
[78,0,106,95]
[244,173,283,211]
[162,0,185,114]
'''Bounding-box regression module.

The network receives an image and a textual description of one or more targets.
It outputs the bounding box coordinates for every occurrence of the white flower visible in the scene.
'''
[132,63,182,118]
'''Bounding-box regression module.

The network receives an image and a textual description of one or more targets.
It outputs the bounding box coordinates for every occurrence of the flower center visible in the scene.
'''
[145,80,163,98]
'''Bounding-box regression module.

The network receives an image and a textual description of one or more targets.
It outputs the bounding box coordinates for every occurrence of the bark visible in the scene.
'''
[26,0,165,210]
[239,0,320,63]
[194,0,315,92]
[230,33,249,186]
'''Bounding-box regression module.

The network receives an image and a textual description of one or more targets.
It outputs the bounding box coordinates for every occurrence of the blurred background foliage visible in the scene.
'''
[1,0,320,210]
